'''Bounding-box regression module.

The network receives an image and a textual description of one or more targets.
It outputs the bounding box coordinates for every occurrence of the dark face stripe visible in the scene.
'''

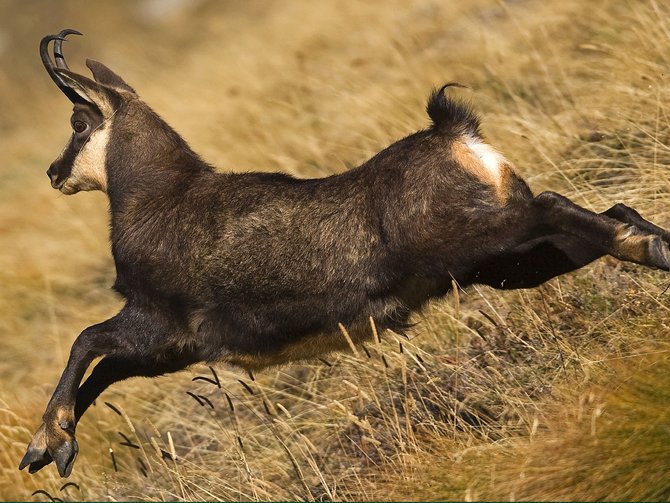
[48,103,104,188]
[51,135,78,184]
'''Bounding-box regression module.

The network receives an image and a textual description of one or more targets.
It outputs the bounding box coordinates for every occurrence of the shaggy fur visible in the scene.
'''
[21,32,670,478]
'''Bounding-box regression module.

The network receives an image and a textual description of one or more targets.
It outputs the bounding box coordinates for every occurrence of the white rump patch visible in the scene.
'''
[464,135,507,182]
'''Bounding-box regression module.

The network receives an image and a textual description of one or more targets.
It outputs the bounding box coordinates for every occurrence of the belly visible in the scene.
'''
[188,288,412,370]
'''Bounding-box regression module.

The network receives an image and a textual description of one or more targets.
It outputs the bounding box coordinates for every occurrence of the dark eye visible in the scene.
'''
[73,121,88,134]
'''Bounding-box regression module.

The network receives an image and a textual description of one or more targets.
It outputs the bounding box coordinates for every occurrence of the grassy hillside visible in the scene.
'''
[1,0,669,500]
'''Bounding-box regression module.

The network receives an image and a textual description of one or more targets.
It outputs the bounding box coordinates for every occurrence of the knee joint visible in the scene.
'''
[535,191,565,209]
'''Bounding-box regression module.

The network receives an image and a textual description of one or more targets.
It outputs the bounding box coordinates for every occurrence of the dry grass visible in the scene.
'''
[1,0,670,500]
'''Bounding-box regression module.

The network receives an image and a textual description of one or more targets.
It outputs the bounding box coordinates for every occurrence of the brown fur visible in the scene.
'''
[451,140,516,202]
[22,32,670,478]
[614,224,654,263]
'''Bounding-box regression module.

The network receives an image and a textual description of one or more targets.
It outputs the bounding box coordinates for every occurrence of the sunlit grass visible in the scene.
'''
[1,0,670,501]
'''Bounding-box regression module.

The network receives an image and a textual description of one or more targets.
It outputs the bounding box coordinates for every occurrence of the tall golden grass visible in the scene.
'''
[1,0,669,500]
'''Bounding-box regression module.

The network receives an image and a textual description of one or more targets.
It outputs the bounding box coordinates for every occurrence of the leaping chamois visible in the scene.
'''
[21,29,670,477]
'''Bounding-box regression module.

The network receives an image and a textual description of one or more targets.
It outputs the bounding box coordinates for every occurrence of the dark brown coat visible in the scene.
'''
[21,31,670,478]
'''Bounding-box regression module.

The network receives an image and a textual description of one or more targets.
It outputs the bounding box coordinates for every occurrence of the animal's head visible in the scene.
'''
[41,29,185,196]
[41,30,138,194]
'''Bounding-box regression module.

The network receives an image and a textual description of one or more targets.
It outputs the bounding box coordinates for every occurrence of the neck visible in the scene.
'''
[111,154,211,212]
[105,129,213,214]
[105,101,217,210]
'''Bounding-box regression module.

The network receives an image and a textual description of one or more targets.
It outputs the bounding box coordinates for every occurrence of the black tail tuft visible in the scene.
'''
[426,83,481,139]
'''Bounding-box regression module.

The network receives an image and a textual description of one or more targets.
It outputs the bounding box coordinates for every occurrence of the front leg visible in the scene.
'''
[20,354,196,476]
[19,318,122,477]
[20,304,194,477]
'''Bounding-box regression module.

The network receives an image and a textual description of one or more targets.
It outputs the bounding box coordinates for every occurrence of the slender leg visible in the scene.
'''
[533,192,670,270]
[603,203,670,242]
[473,196,670,290]
[19,304,189,477]
[74,353,196,421]
[474,233,605,289]
[19,319,125,476]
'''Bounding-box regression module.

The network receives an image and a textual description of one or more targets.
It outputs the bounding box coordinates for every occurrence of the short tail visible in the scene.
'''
[426,83,481,139]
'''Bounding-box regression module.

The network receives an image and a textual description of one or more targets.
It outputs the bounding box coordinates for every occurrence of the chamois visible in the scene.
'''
[21,29,670,478]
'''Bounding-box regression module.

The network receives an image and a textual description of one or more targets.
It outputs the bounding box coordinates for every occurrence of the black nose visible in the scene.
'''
[47,165,60,188]
[47,166,55,181]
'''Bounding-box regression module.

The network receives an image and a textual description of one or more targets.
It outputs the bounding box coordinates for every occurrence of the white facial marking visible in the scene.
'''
[60,126,110,194]
[465,135,506,182]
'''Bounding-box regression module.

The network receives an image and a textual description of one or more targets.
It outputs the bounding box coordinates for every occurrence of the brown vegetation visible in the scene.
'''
[1,0,669,500]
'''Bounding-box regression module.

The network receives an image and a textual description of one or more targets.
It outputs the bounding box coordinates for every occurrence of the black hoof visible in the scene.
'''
[19,425,51,472]
[648,236,670,271]
[53,438,78,478]
[19,421,79,477]
[19,445,51,472]
[29,455,54,474]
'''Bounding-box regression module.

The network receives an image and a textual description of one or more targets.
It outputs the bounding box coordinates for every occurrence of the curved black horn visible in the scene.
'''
[40,29,83,103]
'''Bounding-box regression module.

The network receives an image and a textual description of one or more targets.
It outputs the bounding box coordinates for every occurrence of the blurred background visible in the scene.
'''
[1,0,670,501]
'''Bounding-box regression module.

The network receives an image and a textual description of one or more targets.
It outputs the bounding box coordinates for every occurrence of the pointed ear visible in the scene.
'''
[86,59,136,94]
[55,68,121,115]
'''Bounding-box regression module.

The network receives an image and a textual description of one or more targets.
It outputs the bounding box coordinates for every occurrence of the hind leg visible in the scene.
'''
[474,195,670,290]
[603,203,670,243]
[531,192,670,270]
[474,233,605,289]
